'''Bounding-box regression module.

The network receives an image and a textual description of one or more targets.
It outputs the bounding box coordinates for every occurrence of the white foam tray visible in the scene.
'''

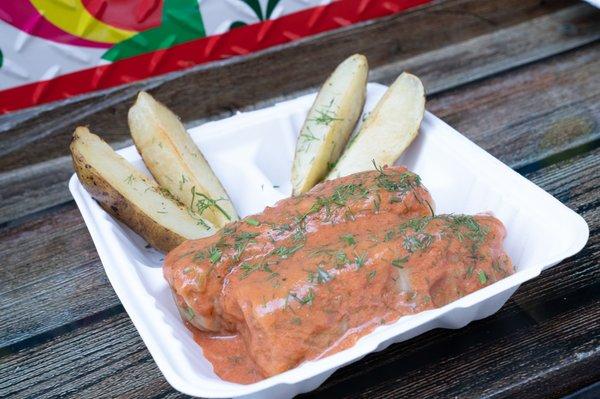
[69,83,588,398]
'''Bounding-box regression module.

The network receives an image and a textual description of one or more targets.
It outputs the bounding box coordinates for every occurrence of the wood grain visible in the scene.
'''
[0,35,598,350]
[1,3,598,225]
[0,0,581,174]
[1,144,597,399]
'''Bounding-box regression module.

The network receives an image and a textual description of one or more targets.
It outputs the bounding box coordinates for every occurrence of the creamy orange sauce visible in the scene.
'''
[165,167,514,383]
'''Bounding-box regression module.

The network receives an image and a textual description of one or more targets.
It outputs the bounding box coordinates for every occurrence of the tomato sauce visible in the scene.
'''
[165,167,514,383]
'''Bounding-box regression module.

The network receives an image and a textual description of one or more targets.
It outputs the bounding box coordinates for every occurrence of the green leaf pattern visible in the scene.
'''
[230,0,284,30]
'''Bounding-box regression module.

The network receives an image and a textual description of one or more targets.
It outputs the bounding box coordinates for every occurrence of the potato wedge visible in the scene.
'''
[128,92,238,228]
[291,54,368,195]
[70,127,216,252]
[326,72,425,179]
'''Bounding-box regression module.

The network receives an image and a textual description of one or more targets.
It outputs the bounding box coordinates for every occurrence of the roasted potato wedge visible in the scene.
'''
[327,72,425,179]
[128,92,238,228]
[291,54,368,195]
[70,127,216,252]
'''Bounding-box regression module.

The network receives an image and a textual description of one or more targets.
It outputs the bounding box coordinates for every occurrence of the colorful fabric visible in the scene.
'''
[0,0,430,114]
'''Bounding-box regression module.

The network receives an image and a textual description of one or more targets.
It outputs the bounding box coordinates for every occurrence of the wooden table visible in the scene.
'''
[1,1,599,397]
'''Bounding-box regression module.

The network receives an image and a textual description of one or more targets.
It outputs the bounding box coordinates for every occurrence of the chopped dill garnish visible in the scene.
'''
[183,267,193,274]
[373,193,381,212]
[238,262,278,281]
[336,250,349,266]
[271,243,304,259]
[403,233,434,253]
[233,232,260,260]
[367,270,377,282]
[220,226,236,237]
[239,262,260,279]
[492,259,504,274]
[399,217,431,233]
[384,230,396,242]
[332,183,369,205]
[189,186,231,224]
[245,218,260,226]
[291,317,302,325]
[466,265,474,277]
[372,160,422,195]
[298,126,320,152]
[392,256,409,268]
[179,173,188,191]
[354,253,367,268]
[316,266,332,284]
[185,307,194,320]
[124,174,134,185]
[478,270,488,285]
[290,288,315,305]
[208,246,222,264]
[340,234,356,246]
[445,215,489,244]
[308,100,342,126]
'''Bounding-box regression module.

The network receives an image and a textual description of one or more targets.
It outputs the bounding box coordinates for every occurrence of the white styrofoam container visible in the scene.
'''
[69,83,589,398]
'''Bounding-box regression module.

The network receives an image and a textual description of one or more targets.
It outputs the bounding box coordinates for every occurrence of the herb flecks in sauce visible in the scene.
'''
[164,167,512,384]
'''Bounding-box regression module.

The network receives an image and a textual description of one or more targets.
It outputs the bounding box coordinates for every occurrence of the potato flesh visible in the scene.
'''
[72,127,214,240]
[327,72,425,179]
[129,92,238,228]
[291,54,368,194]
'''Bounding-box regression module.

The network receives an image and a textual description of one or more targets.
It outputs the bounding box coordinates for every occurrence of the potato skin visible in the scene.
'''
[70,133,187,252]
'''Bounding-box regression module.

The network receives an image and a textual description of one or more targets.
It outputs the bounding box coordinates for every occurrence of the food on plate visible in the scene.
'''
[291,54,368,195]
[327,72,425,179]
[70,127,216,252]
[164,166,513,383]
[128,91,238,228]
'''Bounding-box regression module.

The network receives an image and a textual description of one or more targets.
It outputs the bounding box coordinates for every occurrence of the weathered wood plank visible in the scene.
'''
[1,39,599,349]
[1,3,598,225]
[428,42,600,170]
[0,0,581,174]
[1,145,597,399]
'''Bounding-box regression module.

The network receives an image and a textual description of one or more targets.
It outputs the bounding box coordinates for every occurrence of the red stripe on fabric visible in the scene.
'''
[0,0,430,114]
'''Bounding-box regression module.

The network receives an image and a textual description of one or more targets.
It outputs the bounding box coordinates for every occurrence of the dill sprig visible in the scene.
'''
[308,100,343,126]
[188,186,231,229]
[444,215,489,244]
[392,256,409,268]
[124,174,134,185]
[290,288,315,305]
[403,233,434,253]
[233,231,260,260]
[271,243,304,259]
[340,234,356,246]
[298,126,320,152]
